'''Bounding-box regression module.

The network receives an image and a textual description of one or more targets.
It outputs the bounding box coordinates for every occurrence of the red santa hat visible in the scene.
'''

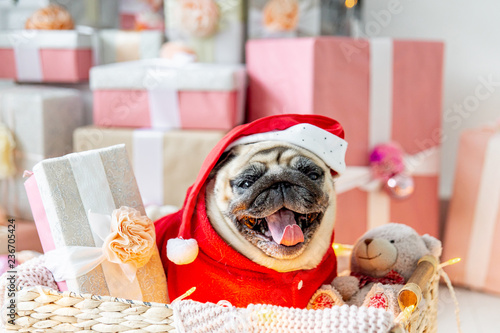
[167,114,348,265]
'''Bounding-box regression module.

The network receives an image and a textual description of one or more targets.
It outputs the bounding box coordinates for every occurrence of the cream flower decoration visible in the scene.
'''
[263,0,299,32]
[0,123,16,179]
[178,0,220,38]
[103,206,156,269]
[25,4,74,30]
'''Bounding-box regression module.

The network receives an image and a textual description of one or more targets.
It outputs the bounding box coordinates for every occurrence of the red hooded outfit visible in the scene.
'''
[155,114,347,308]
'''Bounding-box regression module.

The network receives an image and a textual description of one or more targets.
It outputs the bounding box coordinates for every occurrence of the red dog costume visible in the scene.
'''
[155,114,347,308]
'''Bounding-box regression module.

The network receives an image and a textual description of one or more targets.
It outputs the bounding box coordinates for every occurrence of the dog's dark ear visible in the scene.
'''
[208,149,237,179]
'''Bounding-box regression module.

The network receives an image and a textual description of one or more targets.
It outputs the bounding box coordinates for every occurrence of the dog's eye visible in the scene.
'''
[308,172,320,181]
[390,240,395,244]
[239,180,254,189]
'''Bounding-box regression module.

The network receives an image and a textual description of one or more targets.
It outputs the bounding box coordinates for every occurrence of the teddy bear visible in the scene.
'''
[307,223,442,315]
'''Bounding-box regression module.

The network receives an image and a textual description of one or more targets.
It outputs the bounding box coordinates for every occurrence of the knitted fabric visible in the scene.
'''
[172,300,394,333]
[0,255,58,322]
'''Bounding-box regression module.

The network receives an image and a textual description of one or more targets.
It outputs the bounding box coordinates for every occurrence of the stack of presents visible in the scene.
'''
[1,0,499,312]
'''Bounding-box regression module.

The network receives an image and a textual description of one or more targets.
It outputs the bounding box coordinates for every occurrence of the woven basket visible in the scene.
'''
[3,256,442,333]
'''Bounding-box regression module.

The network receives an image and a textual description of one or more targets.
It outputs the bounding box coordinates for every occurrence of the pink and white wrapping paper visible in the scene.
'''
[24,145,168,302]
[0,86,84,220]
[90,59,246,130]
[0,30,93,83]
[442,126,500,295]
[73,126,226,208]
[247,37,444,244]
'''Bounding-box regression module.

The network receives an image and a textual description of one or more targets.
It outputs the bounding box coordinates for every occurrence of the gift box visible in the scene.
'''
[119,0,149,29]
[24,145,168,302]
[90,59,246,130]
[248,0,342,39]
[247,37,444,243]
[0,86,84,220]
[0,1,120,30]
[120,0,164,30]
[52,0,120,29]
[0,30,93,82]
[442,126,500,295]
[0,0,44,31]
[74,126,226,208]
[164,0,244,63]
[96,30,164,65]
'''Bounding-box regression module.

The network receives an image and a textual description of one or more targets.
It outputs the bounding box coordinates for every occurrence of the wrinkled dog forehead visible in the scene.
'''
[221,141,331,176]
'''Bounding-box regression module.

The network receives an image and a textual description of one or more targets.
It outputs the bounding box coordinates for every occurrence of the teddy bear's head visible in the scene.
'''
[350,223,442,281]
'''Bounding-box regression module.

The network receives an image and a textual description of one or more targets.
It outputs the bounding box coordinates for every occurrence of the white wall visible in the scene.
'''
[360,0,500,198]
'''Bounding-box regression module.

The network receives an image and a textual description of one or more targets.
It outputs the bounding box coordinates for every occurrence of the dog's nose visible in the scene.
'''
[270,182,292,190]
[364,238,373,246]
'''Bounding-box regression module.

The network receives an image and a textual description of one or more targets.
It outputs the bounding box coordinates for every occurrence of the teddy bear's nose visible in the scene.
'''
[364,238,373,246]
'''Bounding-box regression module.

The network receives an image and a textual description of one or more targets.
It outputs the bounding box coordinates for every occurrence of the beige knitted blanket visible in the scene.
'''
[172,300,394,333]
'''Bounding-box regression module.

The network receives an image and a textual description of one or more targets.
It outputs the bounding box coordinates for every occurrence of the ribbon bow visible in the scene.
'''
[351,270,406,288]
[335,144,439,198]
[44,208,154,284]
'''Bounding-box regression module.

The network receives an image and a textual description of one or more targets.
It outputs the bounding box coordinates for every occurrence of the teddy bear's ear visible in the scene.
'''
[422,234,442,258]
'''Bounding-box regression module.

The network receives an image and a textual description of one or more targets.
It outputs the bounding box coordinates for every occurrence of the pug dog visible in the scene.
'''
[156,115,346,307]
[206,140,337,272]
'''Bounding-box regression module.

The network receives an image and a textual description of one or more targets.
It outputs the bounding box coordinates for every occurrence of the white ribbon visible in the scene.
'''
[364,38,394,229]
[465,133,500,287]
[336,147,439,229]
[335,147,440,195]
[133,129,165,206]
[336,39,439,230]
[336,147,439,230]
[213,20,244,64]
[234,67,247,126]
[76,25,101,67]
[146,56,198,129]
[44,210,138,283]
[369,38,393,147]
[148,88,181,129]
[14,44,42,82]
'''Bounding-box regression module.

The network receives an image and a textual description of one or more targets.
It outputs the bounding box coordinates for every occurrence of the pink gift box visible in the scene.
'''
[0,30,93,83]
[90,59,246,130]
[442,126,500,295]
[247,37,444,243]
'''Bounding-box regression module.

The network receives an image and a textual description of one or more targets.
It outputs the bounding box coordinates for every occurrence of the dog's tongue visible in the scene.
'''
[266,209,304,246]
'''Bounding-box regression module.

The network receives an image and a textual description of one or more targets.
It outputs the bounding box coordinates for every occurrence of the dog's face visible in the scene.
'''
[206,141,337,272]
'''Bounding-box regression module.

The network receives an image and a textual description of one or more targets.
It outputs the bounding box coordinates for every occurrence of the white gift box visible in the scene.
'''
[0,86,84,220]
